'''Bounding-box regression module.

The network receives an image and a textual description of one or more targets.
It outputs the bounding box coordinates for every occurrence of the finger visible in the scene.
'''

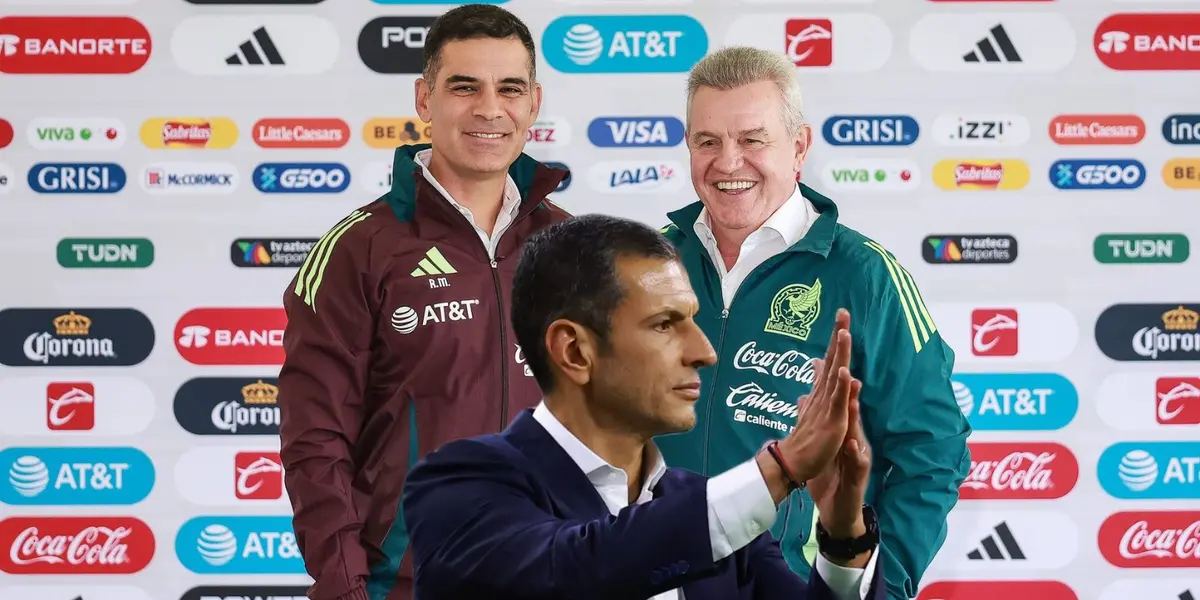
[846,380,863,438]
[808,358,827,400]
[829,367,853,422]
[821,330,846,396]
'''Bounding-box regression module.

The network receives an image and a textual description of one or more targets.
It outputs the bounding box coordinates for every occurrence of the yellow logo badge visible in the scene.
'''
[765,280,822,342]
[363,118,432,149]
[140,117,239,149]
[1163,159,1200,190]
[932,159,1030,191]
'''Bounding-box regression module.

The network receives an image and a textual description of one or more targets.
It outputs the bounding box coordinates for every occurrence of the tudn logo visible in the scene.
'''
[197,524,238,566]
[1119,450,1158,491]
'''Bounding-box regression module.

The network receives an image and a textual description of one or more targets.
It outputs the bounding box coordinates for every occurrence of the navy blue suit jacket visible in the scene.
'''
[401,409,886,600]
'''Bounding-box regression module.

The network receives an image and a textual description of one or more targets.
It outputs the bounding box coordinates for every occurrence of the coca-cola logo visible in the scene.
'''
[918,580,1078,600]
[0,516,155,574]
[1099,511,1200,568]
[960,442,1079,500]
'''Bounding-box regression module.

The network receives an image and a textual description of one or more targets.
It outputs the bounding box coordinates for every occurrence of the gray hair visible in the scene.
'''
[685,46,806,136]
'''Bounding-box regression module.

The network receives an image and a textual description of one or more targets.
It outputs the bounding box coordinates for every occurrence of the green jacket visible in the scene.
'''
[656,184,971,600]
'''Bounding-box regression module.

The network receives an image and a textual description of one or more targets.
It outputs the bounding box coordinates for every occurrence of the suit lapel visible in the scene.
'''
[502,409,612,518]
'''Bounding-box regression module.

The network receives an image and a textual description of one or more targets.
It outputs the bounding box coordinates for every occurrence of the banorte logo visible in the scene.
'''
[1099,511,1200,568]
[960,442,1079,500]
[0,17,151,74]
[1095,13,1200,71]
[0,516,155,574]
[918,581,1078,600]
[174,308,287,366]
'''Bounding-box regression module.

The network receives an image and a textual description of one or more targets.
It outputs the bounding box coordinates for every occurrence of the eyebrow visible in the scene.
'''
[691,127,769,139]
[444,74,530,87]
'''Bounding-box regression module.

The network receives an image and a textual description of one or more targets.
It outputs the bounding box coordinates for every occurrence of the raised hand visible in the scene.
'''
[778,309,855,481]
[806,375,872,539]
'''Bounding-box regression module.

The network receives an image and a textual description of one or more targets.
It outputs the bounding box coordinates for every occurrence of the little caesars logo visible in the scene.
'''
[764,279,822,342]
[24,311,114,365]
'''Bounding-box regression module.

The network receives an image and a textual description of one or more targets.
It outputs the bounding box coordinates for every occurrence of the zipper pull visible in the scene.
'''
[490,259,498,268]
[721,308,729,319]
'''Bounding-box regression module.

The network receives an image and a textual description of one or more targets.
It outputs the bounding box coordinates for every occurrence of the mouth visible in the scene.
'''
[712,180,758,195]
[673,381,702,400]
[466,132,508,140]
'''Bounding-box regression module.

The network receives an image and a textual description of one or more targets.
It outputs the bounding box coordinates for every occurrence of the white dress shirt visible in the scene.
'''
[415,148,521,258]
[532,402,877,600]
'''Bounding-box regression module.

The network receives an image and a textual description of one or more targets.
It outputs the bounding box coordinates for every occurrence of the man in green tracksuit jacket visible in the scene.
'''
[656,47,971,600]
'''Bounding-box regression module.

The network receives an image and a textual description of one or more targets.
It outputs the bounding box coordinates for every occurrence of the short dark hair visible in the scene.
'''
[423,4,537,81]
[512,215,681,392]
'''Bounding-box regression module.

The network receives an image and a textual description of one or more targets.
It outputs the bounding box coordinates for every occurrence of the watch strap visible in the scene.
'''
[815,504,879,560]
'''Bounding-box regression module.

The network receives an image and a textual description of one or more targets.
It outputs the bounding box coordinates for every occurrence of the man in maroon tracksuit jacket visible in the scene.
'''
[277,6,570,600]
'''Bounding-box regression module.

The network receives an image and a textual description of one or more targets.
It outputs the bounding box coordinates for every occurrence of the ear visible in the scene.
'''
[544,318,596,388]
[415,77,432,124]
[794,123,812,173]
[530,81,543,123]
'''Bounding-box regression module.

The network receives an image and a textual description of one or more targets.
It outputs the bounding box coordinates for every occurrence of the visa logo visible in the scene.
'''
[1099,441,1200,500]
[1163,114,1200,145]
[543,15,708,74]
[822,115,919,146]
[951,373,1078,431]
[253,163,350,194]
[176,515,306,574]
[1049,159,1145,190]
[587,116,684,147]
[0,446,155,506]
[28,163,127,194]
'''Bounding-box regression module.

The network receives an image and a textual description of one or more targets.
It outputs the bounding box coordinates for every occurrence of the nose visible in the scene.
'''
[684,320,718,369]
[714,142,744,174]
[472,86,505,121]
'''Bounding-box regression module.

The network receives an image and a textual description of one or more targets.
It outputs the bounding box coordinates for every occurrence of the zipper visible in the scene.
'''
[490,259,509,429]
[700,306,731,474]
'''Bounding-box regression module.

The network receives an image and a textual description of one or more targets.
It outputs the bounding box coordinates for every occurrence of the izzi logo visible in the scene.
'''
[1050,159,1145,190]
[1163,114,1200,145]
[180,586,309,600]
[175,515,305,574]
[358,16,434,74]
[0,446,154,506]
[950,372,1078,431]
[232,238,317,268]
[57,238,154,269]
[931,114,1030,147]
[174,377,282,436]
[1095,233,1189,264]
[1099,441,1200,499]
[0,309,155,367]
[923,235,1017,264]
[821,115,918,146]
[26,118,125,150]
[587,116,684,148]
[1095,304,1200,361]
[253,163,349,194]
[27,163,126,194]
[543,15,708,73]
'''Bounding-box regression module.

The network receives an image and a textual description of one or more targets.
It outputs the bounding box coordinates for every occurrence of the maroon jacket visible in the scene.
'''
[278,144,570,600]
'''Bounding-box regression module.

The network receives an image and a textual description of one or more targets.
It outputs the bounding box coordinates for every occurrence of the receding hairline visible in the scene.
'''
[684,47,806,135]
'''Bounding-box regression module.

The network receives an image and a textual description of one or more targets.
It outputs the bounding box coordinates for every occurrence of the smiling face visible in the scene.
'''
[415,36,541,179]
[686,80,812,233]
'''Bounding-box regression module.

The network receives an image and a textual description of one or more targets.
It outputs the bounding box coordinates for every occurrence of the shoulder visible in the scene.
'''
[828,223,921,301]
[539,197,574,223]
[658,222,688,248]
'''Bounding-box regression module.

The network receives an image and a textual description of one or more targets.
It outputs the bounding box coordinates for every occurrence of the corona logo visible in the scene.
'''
[1163,306,1199,331]
[53,311,92,336]
[241,380,279,405]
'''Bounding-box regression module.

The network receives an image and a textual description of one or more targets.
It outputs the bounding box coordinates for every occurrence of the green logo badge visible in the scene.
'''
[764,279,823,342]
[57,238,154,268]
[1094,234,1189,264]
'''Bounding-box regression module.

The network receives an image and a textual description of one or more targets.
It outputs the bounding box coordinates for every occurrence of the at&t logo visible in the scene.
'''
[390,300,480,335]
[543,16,708,73]
[1100,442,1200,499]
[176,516,305,574]
[1,447,154,506]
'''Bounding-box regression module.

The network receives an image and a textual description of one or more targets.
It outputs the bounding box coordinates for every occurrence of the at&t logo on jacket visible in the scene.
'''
[175,516,305,574]
[0,446,154,505]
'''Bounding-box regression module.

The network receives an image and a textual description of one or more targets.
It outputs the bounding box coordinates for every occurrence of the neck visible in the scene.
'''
[710,222,758,271]
[427,150,509,234]
[544,391,650,503]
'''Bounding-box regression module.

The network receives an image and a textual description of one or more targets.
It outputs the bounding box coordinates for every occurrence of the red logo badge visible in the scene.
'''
[918,581,1077,600]
[174,308,287,366]
[0,118,12,148]
[785,19,832,67]
[1099,511,1200,568]
[235,451,284,500]
[46,382,95,431]
[0,17,151,75]
[960,442,1078,500]
[0,516,155,574]
[971,308,1018,356]
[1095,13,1200,71]
[1157,377,1200,425]
[252,118,350,149]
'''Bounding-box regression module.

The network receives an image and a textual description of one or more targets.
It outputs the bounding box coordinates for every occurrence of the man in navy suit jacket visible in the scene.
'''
[402,214,886,600]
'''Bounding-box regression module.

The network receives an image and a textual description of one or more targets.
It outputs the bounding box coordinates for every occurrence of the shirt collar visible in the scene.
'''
[532,401,668,493]
[414,148,522,217]
[693,184,816,249]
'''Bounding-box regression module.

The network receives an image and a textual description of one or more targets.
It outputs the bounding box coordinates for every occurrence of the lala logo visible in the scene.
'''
[1099,511,1200,568]
[960,442,1079,500]
[0,516,155,574]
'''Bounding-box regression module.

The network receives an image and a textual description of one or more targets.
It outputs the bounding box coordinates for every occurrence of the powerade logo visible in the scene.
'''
[253,163,350,194]
[1049,159,1145,190]
[27,163,126,194]
[587,116,685,147]
[0,446,154,506]
[176,515,304,574]
[1099,441,1200,499]
[543,16,708,74]
[821,115,919,146]
[950,372,1078,431]
[1162,114,1200,145]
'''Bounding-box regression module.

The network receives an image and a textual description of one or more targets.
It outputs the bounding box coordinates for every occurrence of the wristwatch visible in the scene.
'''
[815,505,880,560]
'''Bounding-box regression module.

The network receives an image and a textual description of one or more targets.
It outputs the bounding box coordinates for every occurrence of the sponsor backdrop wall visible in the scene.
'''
[0,0,1199,599]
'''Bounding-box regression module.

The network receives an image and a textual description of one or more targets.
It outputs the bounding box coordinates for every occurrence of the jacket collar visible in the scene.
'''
[502,409,612,517]
[667,183,840,258]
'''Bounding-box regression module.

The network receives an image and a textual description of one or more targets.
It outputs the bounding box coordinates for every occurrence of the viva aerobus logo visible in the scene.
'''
[950,372,1078,431]
[1095,233,1189,264]
[176,515,304,574]
[1099,441,1200,499]
[0,446,154,506]
[543,15,708,73]
[57,238,154,269]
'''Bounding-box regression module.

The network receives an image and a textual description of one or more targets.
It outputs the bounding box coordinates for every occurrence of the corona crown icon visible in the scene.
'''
[241,380,279,405]
[53,311,92,336]
[1163,305,1199,331]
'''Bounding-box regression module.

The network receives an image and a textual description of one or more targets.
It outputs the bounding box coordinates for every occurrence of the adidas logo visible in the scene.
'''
[965,521,1025,561]
[411,247,457,277]
[963,24,1022,63]
[226,26,285,66]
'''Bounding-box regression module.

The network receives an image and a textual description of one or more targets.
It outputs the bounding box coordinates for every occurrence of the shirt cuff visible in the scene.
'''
[705,458,779,561]
[814,545,879,600]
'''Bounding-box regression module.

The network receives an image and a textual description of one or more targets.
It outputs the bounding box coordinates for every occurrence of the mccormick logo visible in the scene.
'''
[173,377,282,436]
[235,452,283,500]
[140,117,239,150]
[922,235,1017,265]
[1049,159,1145,190]
[1163,114,1200,144]
[231,238,317,268]
[174,308,287,366]
[175,516,305,574]
[971,308,1019,356]
[0,516,155,574]
[362,117,431,149]
[1095,13,1200,71]
[819,159,920,192]
[1099,442,1200,499]
[960,442,1078,500]
[0,308,154,368]
[1049,114,1146,145]
[1095,303,1200,361]
[821,115,918,146]
[587,160,686,194]
[251,118,349,149]
[27,163,126,194]
[542,15,708,73]
[526,116,573,149]
[917,581,1079,600]
[142,162,239,195]
[358,16,434,75]
[1099,511,1200,568]
[0,446,155,506]
[587,116,683,148]
[253,162,350,194]
[26,118,125,150]
[1157,376,1200,425]
[932,159,1029,191]
[950,372,1079,432]
[0,16,151,74]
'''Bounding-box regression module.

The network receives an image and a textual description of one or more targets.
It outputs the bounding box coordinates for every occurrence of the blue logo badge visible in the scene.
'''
[1098,441,1200,499]
[821,116,919,146]
[176,515,305,574]
[1163,114,1200,145]
[545,161,572,192]
[951,373,1078,431]
[1049,159,1145,190]
[587,116,685,147]
[28,163,126,194]
[253,163,350,194]
[543,16,708,73]
[0,446,154,505]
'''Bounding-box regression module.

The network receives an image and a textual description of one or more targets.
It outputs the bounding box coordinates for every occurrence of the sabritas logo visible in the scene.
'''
[1049,114,1145,145]
[1096,13,1200,71]
[139,117,238,150]
[174,308,287,366]
[1099,511,1200,567]
[960,442,1078,500]
[0,17,151,74]
[918,581,1078,600]
[252,118,349,149]
[932,159,1029,190]
[0,516,155,574]
[362,117,430,149]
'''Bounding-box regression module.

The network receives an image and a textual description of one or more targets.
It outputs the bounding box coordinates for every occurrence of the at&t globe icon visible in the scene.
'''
[1118,449,1158,491]
[198,524,238,566]
[563,24,604,66]
[8,455,49,497]
[391,306,419,334]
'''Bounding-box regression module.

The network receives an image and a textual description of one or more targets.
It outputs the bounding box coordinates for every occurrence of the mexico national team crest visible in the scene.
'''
[765,280,823,342]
